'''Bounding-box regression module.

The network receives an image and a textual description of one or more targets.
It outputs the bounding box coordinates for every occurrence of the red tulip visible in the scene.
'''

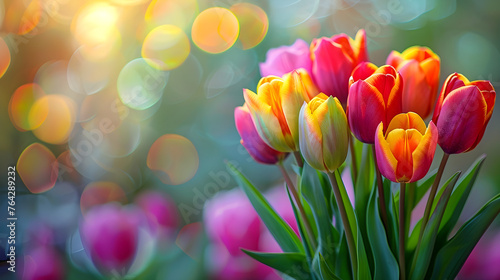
[432,73,496,154]
[347,62,403,144]
[235,104,287,164]
[387,46,440,119]
[310,29,368,104]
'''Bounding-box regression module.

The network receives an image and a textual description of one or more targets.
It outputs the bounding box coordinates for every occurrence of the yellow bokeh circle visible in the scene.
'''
[230,3,268,50]
[191,7,239,54]
[142,25,190,71]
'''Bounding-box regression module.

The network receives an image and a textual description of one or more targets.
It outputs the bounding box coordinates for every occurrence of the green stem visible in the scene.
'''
[372,144,390,234]
[293,151,304,168]
[278,162,316,248]
[418,153,450,241]
[327,171,357,278]
[399,182,406,280]
[349,136,358,185]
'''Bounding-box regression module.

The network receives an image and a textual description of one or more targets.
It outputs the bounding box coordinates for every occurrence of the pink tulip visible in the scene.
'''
[259,39,312,77]
[311,29,368,104]
[80,203,140,276]
[135,191,179,238]
[20,246,65,280]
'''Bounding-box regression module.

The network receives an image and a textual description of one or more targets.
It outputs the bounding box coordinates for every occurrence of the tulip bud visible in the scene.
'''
[299,94,349,173]
[347,62,403,144]
[375,112,438,183]
[234,104,287,164]
[244,71,316,152]
[432,73,496,154]
[310,29,368,104]
[387,46,440,119]
[80,204,139,276]
[135,191,179,239]
[259,39,312,77]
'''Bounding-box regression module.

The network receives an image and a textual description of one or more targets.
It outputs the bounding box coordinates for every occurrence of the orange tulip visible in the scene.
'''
[387,46,440,119]
[375,112,438,183]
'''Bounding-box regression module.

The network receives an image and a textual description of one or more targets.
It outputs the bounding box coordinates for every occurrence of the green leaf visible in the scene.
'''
[227,162,302,253]
[301,163,337,271]
[242,250,311,280]
[334,171,372,280]
[383,178,399,258]
[429,193,500,280]
[436,155,486,245]
[409,172,461,280]
[286,187,317,280]
[318,253,342,280]
[366,185,399,280]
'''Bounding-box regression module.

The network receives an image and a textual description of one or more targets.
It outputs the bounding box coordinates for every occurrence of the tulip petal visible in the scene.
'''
[374,123,398,182]
[299,102,325,171]
[352,29,369,63]
[466,81,496,151]
[243,89,292,152]
[436,86,487,154]
[347,80,385,143]
[311,37,353,103]
[386,112,426,135]
[235,106,286,164]
[386,50,403,68]
[259,39,312,77]
[385,128,413,182]
[410,121,438,182]
[350,62,378,84]
[321,97,349,172]
[397,60,433,117]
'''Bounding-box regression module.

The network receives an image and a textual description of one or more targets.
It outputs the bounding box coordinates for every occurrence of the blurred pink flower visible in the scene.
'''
[459,231,500,280]
[79,203,140,277]
[204,186,299,280]
[135,190,179,239]
[259,39,312,77]
[20,246,65,280]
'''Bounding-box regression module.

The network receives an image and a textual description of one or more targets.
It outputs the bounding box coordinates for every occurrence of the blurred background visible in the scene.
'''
[0,0,499,279]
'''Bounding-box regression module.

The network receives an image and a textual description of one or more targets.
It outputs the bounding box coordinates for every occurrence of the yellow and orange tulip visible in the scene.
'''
[374,112,438,183]
[387,46,440,119]
[298,94,349,173]
[244,70,319,152]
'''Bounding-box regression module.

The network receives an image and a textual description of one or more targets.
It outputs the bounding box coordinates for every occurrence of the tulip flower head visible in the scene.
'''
[347,62,403,144]
[235,104,288,164]
[80,204,140,276]
[244,70,318,152]
[375,112,438,183]
[310,29,368,104]
[387,46,440,119]
[299,94,349,173]
[259,38,312,77]
[432,73,496,154]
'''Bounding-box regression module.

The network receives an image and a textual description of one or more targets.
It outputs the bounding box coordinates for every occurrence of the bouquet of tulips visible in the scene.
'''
[229,29,498,280]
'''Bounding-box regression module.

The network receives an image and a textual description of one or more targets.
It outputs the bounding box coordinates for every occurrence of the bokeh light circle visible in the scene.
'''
[117,58,169,110]
[0,37,10,78]
[30,95,77,145]
[141,25,190,71]
[80,181,127,215]
[8,83,46,131]
[147,134,199,185]
[3,0,42,35]
[191,7,239,54]
[230,3,268,50]
[17,143,59,194]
